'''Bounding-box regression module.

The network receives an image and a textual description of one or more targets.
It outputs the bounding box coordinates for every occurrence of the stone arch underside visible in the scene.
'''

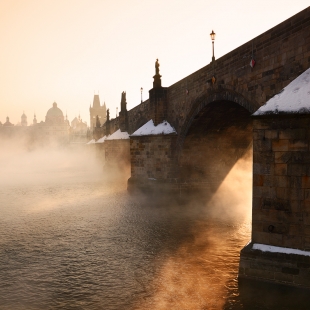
[178,91,254,194]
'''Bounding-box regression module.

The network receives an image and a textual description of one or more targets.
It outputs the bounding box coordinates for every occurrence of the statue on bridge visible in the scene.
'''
[95,115,101,128]
[121,91,127,112]
[153,59,162,88]
[155,59,160,75]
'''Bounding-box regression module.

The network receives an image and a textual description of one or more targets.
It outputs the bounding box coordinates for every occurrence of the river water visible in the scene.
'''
[1,145,310,309]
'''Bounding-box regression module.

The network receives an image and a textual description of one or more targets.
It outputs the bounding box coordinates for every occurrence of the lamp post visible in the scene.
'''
[140,87,143,103]
[210,30,216,62]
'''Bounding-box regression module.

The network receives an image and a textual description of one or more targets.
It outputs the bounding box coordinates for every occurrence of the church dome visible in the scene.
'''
[45,102,64,124]
[3,116,14,126]
[21,111,27,126]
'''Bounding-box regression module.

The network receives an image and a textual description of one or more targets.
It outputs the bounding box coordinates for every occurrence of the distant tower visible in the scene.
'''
[65,113,69,126]
[89,94,107,128]
[21,112,27,126]
[33,113,37,125]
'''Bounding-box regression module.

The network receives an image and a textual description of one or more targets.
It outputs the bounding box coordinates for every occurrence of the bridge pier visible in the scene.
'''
[128,125,179,194]
[239,68,310,289]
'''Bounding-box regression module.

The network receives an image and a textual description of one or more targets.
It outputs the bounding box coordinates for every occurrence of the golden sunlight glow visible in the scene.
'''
[0,0,309,125]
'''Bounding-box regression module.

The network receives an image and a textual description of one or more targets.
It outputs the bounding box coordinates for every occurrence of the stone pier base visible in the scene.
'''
[239,242,310,289]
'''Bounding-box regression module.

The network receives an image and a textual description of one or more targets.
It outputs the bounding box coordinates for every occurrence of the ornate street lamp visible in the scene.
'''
[210,30,216,62]
[140,87,143,103]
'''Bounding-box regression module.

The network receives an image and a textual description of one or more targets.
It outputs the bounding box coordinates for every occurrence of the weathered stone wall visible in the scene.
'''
[130,134,178,181]
[127,99,151,134]
[239,114,310,289]
[104,139,130,171]
[239,242,310,289]
[252,115,310,250]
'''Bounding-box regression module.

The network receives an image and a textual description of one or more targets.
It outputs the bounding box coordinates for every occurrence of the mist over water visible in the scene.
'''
[0,138,103,186]
[131,151,253,310]
[1,141,310,309]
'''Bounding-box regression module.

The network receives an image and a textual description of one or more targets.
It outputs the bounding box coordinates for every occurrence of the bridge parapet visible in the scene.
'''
[126,6,310,195]
[99,6,310,142]
[167,6,310,134]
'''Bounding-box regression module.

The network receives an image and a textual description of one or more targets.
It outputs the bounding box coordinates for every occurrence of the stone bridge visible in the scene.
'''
[96,6,310,195]
[94,7,310,289]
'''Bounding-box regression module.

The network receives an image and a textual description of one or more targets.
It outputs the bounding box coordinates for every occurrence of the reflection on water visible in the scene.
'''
[1,147,310,309]
[0,178,249,310]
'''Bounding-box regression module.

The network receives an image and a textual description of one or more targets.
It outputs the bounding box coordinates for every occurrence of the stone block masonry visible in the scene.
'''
[239,242,310,289]
[240,115,310,289]
[130,134,178,181]
[252,116,310,250]
[104,139,130,173]
[128,134,178,193]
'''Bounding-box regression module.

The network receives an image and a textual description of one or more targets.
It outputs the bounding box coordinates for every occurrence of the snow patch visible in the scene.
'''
[106,129,129,140]
[96,135,108,143]
[253,243,310,256]
[131,120,177,136]
[254,67,310,115]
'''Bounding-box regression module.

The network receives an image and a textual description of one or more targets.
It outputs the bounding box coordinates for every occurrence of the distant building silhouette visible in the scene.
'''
[41,102,70,142]
[21,112,27,126]
[71,114,88,142]
[89,95,106,128]
[1,103,90,145]
[3,116,14,127]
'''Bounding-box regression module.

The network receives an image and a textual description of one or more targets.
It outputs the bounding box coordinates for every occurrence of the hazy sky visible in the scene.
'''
[0,0,309,126]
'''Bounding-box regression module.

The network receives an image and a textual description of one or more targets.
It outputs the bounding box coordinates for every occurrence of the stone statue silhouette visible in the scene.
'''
[121,91,126,102]
[107,108,110,121]
[121,91,127,112]
[96,115,101,128]
[155,59,160,75]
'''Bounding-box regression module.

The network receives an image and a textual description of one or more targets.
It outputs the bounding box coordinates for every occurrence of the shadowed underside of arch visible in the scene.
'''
[178,88,257,149]
[177,90,254,194]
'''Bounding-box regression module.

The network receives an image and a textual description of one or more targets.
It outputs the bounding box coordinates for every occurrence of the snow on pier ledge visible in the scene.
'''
[253,243,310,257]
[131,120,177,136]
[253,67,310,116]
[95,135,108,143]
[106,129,129,140]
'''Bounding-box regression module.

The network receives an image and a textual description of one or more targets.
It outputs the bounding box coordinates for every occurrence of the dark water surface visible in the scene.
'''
[1,152,310,309]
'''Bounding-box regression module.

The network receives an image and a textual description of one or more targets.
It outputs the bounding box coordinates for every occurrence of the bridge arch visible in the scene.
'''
[177,88,256,191]
[178,87,258,147]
